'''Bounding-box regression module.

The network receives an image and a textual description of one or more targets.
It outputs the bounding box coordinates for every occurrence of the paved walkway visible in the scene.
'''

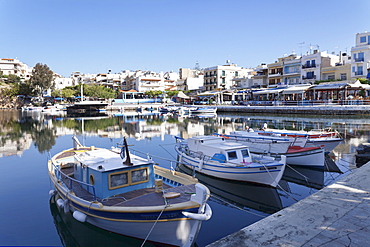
[207,162,370,247]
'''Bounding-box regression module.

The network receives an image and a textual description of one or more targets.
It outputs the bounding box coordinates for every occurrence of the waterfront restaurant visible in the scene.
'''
[242,80,370,104]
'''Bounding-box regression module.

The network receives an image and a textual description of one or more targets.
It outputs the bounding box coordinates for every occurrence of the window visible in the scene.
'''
[222,70,225,76]
[358,66,363,75]
[131,169,148,184]
[311,60,316,67]
[328,75,335,80]
[235,71,238,77]
[306,61,310,67]
[358,52,364,62]
[340,73,347,80]
[109,167,149,189]
[241,149,249,158]
[360,36,366,43]
[227,151,237,160]
[110,172,128,188]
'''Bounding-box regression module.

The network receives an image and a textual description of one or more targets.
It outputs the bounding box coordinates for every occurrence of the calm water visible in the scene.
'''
[0,109,367,246]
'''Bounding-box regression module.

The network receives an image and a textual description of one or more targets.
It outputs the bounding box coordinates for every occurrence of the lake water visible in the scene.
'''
[0,109,366,246]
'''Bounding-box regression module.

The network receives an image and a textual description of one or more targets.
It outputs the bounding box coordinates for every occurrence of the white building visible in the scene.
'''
[351,31,370,80]
[177,68,204,91]
[203,62,250,91]
[0,58,33,82]
[282,54,302,85]
[301,50,340,84]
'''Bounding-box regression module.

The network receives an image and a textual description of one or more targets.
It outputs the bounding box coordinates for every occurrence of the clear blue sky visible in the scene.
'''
[1,0,369,77]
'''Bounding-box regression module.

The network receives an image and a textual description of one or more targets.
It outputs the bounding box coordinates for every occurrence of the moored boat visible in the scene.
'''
[66,100,108,114]
[48,136,212,247]
[175,135,286,187]
[219,131,325,168]
[256,127,343,152]
[190,107,217,114]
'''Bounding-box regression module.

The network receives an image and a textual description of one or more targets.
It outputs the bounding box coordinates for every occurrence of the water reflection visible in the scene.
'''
[0,109,368,166]
[176,163,283,214]
[1,109,368,246]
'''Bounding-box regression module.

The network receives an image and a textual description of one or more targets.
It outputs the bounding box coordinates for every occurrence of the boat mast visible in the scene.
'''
[80,83,84,102]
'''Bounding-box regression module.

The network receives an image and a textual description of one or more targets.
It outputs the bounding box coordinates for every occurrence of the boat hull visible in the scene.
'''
[284,147,325,167]
[175,146,285,187]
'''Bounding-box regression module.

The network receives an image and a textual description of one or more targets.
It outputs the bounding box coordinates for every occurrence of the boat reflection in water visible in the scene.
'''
[49,194,156,247]
[281,165,325,190]
[176,163,283,215]
[281,155,342,190]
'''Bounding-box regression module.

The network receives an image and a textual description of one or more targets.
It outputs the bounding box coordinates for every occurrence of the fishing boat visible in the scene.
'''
[66,100,108,114]
[256,127,343,152]
[48,136,212,247]
[190,107,217,114]
[218,131,325,168]
[174,135,286,187]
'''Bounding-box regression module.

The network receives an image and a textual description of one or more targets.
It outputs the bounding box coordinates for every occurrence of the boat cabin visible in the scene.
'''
[187,136,252,164]
[73,148,155,199]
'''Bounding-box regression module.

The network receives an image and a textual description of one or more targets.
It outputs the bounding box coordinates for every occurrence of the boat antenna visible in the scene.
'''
[121,137,133,166]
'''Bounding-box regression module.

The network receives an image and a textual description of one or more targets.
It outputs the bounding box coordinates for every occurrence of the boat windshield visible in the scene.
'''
[241,149,249,158]
[227,151,238,160]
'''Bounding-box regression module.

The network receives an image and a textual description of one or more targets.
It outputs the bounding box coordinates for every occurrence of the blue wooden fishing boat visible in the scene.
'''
[48,136,212,247]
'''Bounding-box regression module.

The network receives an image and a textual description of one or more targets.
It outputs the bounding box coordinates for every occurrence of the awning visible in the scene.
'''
[281,85,312,94]
[312,83,348,90]
[252,88,284,95]
[176,91,189,99]
[348,80,370,89]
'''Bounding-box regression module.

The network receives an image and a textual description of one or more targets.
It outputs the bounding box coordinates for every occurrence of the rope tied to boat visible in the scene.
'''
[141,189,169,247]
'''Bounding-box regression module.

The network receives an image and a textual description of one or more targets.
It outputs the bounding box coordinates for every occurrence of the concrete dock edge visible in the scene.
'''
[206,162,370,247]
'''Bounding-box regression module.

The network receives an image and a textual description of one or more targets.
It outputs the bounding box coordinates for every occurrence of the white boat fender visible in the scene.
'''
[49,190,57,196]
[73,211,87,222]
[199,158,203,171]
[182,203,212,221]
[56,199,64,209]
[63,199,70,213]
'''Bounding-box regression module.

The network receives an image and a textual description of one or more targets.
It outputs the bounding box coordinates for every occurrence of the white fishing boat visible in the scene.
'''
[220,131,325,168]
[190,107,217,114]
[21,105,44,111]
[48,136,212,247]
[257,127,343,152]
[175,135,286,187]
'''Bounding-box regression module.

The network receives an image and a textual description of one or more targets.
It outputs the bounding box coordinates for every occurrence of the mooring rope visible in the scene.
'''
[140,189,169,247]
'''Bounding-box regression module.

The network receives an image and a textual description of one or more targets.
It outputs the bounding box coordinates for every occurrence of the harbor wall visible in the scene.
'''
[216,105,370,115]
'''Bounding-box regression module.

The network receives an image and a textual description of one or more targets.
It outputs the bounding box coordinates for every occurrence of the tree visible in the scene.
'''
[6,74,22,84]
[144,90,163,97]
[29,63,54,96]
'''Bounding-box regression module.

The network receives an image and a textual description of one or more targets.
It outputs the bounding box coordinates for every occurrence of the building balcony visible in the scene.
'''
[302,75,316,80]
[355,58,364,62]
[354,71,363,76]
[302,64,316,69]
[268,73,282,77]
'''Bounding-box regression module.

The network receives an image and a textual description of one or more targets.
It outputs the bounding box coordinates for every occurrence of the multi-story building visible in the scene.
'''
[203,63,249,91]
[177,68,204,91]
[0,58,33,82]
[301,50,340,84]
[282,54,301,85]
[249,64,268,88]
[351,31,370,80]
[125,70,171,92]
[321,53,351,81]
[267,59,283,86]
